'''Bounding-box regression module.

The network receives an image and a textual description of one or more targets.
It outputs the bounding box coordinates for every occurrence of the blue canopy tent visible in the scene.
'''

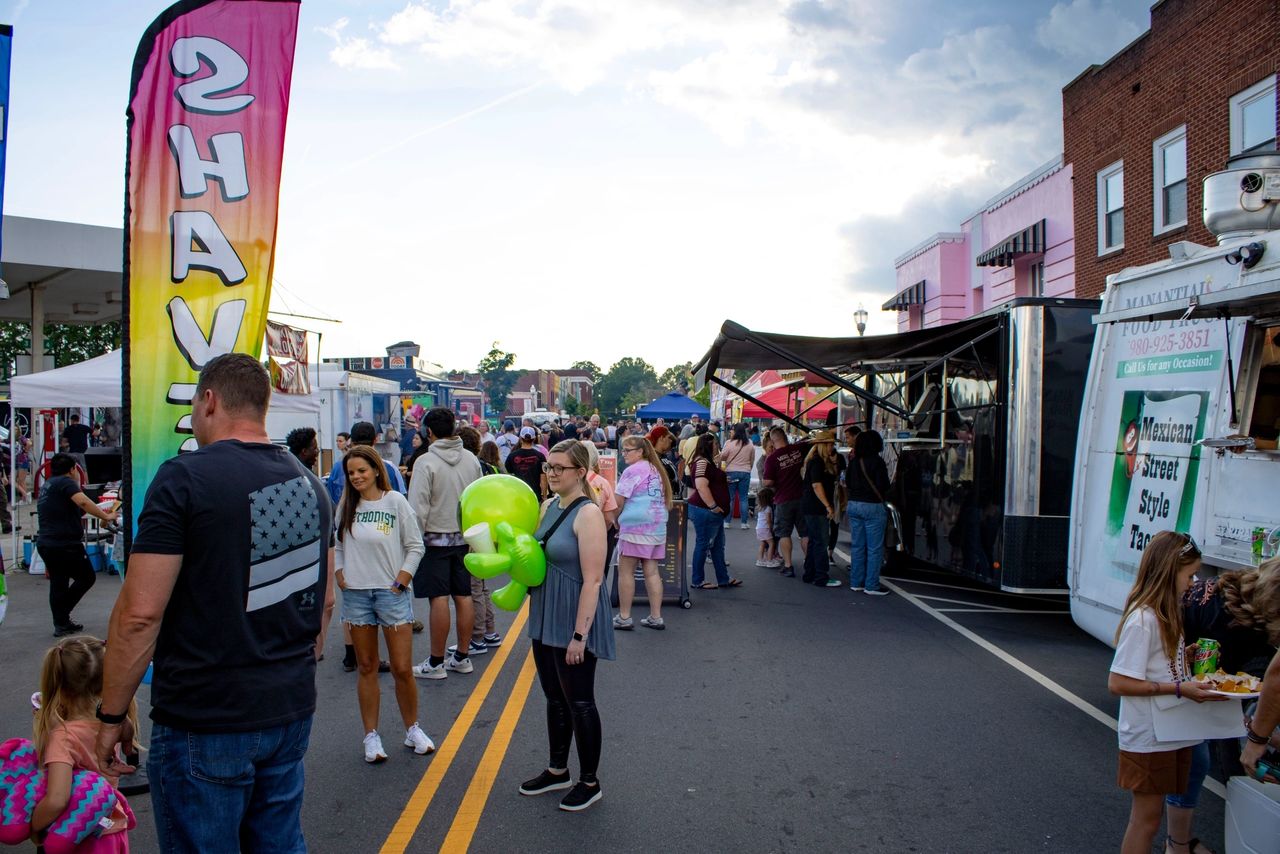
[635,392,710,420]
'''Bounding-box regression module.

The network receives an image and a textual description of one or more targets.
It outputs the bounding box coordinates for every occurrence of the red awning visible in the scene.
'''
[740,385,835,419]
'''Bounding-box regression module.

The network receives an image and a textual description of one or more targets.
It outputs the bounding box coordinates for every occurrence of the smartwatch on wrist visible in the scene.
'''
[393,581,408,593]
[572,631,585,642]
[95,702,127,726]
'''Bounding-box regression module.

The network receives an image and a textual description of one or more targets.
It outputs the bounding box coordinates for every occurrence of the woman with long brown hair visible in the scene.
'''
[613,436,673,630]
[687,433,740,590]
[335,445,431,764]
[1107,532,1226,854]
[800,430,841,588]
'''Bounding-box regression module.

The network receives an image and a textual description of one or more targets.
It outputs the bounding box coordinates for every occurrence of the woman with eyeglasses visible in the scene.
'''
[687,433,740,589]
[612,436,673,630]
[519,440,615,812]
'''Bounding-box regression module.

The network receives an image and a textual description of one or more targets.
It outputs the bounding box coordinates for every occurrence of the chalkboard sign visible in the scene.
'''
[610,500,690,609]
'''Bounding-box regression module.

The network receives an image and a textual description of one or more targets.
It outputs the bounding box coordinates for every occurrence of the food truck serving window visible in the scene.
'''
[1238,322,1280,449]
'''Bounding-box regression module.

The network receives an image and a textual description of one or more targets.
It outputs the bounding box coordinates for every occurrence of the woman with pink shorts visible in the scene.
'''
[611,436,673,631]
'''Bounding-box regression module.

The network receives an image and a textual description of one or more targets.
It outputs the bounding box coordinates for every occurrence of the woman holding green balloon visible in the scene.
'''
[519,439,615,812]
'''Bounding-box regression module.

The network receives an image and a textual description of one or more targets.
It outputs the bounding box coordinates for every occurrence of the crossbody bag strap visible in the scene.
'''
[859,459,886,504]
[539,496,591,548]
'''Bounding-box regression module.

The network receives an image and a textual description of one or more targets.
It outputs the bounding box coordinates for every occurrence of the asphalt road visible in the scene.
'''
[0,526,1229,853]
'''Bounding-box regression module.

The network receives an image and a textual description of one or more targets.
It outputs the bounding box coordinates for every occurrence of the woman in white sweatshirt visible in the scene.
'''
[335,445,431,764]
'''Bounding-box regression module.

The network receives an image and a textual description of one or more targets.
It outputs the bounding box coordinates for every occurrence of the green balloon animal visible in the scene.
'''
[460,475,545,611]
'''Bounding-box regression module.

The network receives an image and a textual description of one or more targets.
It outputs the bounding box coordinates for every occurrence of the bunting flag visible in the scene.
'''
[265,319,310,394]
[123,0,300,543]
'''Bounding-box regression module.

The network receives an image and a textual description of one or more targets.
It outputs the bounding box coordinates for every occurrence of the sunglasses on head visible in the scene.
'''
[1179,533,1199,556]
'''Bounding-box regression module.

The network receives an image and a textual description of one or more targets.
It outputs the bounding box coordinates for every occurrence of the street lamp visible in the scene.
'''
[854,304,868,337]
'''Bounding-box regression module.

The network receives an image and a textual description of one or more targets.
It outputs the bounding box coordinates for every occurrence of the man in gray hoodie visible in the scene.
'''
[409,407,482,680]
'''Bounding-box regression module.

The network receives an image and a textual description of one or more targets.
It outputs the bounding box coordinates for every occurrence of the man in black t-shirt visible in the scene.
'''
[96,354,334,852]
[36,453,118,634]
[61,413,94,454]
[505,427,548,499]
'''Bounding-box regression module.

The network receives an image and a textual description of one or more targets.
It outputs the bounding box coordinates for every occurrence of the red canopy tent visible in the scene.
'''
[739,381,836,420]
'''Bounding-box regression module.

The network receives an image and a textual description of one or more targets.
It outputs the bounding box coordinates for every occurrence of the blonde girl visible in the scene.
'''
[612,436,673,631]
[31,636,135,851]
[1107,532,1226,854]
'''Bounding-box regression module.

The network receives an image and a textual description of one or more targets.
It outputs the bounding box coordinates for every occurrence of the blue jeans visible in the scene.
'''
[150,716,312,853]
[689,504,729,586]
[802,513,831,584]
[726,471,751,521]
[1165,740,1210,808]
[847,501,887,591]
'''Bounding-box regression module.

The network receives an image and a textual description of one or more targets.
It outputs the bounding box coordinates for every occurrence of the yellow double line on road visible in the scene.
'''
[380,602,538,854]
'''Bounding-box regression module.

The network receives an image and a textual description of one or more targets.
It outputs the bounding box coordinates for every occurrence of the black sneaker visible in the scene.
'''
[52,624,79,638]
[342,655,356,672]
[559,780,602,812]
[519,769,572,796]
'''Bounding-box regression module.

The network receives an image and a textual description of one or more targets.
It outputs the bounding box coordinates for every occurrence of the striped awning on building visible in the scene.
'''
[976,219,1046,267]
[882,280,926,312]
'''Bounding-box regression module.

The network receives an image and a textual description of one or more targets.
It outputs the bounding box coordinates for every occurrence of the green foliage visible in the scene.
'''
[658,361,694,392]
[693,384,711,406]
[0,321,120,379]
[478,342,518,414]
[563,394,581,416]
[570,360,601,383]
[595,356,660,415]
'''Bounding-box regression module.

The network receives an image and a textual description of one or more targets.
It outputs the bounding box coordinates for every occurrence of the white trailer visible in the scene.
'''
[1070,150,1280,645]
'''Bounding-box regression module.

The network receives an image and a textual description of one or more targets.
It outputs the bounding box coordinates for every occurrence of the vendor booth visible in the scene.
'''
[635,392,709,422]
[693,297,1099,592]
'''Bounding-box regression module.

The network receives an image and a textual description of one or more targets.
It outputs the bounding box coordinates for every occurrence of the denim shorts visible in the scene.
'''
[341,587,413,627]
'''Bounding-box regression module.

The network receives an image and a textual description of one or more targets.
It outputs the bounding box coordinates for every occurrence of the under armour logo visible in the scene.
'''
[299,591,316,607]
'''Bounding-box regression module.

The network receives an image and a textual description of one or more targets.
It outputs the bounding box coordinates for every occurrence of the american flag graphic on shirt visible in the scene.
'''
[247,475,322,612]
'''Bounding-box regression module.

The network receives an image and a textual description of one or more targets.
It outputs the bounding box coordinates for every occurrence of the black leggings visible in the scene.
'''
[39,543,96,627]
[531,640,602,782]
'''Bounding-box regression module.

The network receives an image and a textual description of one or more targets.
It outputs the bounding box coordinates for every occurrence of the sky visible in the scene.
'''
[3,0,1154,374]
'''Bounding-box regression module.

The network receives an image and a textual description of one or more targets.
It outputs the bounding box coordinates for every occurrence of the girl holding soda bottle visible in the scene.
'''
[1107,531,1227,854]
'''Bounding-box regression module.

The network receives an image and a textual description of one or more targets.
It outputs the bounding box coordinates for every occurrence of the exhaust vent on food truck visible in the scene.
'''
[1203,149,1280,243]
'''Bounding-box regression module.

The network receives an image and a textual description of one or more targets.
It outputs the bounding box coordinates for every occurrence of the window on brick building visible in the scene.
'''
[1097,161,1124,255]
[1230,75,1277,156]
[1153,126,1187,233]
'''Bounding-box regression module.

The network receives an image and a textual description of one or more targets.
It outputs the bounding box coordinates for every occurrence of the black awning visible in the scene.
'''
[976,219,1046,267]
[694,315,1000,377]
[882,280,926,311]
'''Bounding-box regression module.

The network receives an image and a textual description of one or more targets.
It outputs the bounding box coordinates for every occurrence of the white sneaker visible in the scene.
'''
[413,659,447,680]
[723,521,731,529]
[404,723,435,755]
[766,558,783,568]
[445,655,474,674]
[849,585,864,592]
[740,523,749,529]
[755,559,770,567]
[364,731,387,764]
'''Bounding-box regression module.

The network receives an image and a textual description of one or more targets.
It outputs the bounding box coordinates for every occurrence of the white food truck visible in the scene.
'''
[1070,150,1280,646]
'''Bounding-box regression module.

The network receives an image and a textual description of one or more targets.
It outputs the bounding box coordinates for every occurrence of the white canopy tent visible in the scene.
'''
[10,349,321,414]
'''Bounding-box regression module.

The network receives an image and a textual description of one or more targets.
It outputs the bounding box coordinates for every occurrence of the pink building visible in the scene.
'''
[885,156,1075,331]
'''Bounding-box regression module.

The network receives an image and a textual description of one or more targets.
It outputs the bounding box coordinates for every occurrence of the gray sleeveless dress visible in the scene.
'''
[529,499,616,661]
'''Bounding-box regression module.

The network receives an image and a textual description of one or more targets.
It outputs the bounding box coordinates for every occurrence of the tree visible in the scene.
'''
[563,394,581,416]
[478,342,517,415]
[0,321,121,379]
[658,361,694,392]
[570,360,601,383]
[595,357,659,415]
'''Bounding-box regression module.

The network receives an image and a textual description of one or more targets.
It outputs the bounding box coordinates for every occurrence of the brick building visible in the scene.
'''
[1062,0,1279,299]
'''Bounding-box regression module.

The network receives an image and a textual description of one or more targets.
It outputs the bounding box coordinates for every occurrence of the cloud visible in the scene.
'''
[324,0,1150,321]
[1036,0,1144,64]
[319,17,398,71]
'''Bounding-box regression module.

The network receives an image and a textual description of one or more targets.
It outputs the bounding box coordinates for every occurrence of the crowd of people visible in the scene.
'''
[11,356,1280,852]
